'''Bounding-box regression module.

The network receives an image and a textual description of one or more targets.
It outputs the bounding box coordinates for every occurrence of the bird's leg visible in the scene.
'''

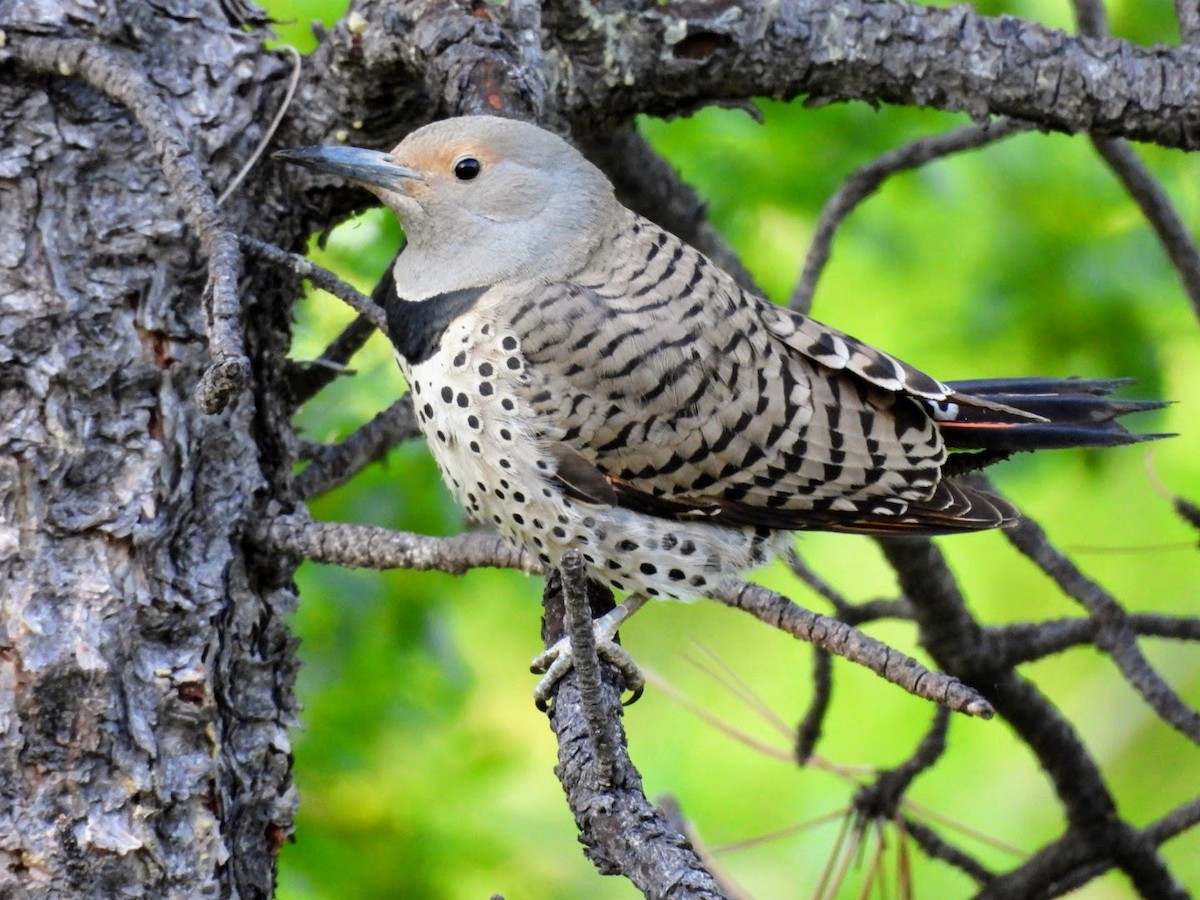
[531,593,649,711]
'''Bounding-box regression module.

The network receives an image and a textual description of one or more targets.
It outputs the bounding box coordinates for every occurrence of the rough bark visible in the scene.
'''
[0,2,298,895]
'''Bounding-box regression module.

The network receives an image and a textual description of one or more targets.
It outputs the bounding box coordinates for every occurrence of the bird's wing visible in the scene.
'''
[505,214,1010,534]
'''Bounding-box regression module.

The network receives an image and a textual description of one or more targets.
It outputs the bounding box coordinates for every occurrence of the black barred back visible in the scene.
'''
[502,210,963,533]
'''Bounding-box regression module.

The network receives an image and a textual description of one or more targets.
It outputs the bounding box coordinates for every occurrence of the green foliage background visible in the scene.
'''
[266,2,1199,896]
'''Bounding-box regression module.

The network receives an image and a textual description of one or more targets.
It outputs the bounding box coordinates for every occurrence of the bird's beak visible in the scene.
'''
[273,145,422,191]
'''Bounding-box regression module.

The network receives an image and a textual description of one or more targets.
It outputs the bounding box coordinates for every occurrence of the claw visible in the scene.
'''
[531,595,648,710]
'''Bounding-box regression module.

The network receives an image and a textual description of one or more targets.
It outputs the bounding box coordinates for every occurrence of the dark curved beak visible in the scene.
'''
[273,146,421,191]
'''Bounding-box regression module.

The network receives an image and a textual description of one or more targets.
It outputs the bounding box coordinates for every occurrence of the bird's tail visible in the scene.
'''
[932,378,1170,472]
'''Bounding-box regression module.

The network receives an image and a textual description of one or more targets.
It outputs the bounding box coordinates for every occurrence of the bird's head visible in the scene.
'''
[276,116,618,298]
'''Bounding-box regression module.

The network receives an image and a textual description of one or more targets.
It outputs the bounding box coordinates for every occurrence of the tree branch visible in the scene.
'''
[9,35,252,413]
[988,614,1200,667]
[292,396,420,499]
[1066,0,1200,324]
[706,581,994,718]
[541,571,729,898]
[879,536,1185,896]
[1000,505,1200,745]
[241,236,387,331]
[558,551,623,783]
[902,817,995,885]
[546,0,1200,149]
[854,709,949,821]
[258,512,543,575]
[790,119,1030,313]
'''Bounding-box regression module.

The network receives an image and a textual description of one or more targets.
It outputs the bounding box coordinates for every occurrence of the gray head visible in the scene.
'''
[277,117,618,299]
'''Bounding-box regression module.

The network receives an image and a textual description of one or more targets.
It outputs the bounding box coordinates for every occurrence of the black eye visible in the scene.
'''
[454,157,482,180]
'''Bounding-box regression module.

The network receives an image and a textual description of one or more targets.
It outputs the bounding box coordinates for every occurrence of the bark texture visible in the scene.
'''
[1,1,298,895]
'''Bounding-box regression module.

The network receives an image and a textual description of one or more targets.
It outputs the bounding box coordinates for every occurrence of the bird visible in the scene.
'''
[277,116,1164,702]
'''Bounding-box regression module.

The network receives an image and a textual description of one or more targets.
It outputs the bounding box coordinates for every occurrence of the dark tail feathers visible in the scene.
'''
[933,377,1171,457]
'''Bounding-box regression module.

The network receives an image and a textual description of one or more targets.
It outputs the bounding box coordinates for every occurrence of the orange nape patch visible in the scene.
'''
[390,142,500,180]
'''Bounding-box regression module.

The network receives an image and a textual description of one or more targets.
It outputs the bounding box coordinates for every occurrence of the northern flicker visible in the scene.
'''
[278,116,1163,700]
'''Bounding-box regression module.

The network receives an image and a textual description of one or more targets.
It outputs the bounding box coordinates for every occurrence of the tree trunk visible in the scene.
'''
[1,3,298,894]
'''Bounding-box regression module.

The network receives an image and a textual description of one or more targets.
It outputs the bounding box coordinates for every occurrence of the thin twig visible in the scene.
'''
[240,235,386,330]
[285,313,379,405]
[288,247,402,406]
[12,36,251,412]
[988,614,1200,667]
[560,550,621,784]
[217,45,303,206]
[901,817,994,885]
[902,800,1026,858]
[795,649,831,764]
[786,549,914,624]
[1068,0,1200,323]
[790,119,1030,313]
[705,581,994,718]
[787,549,853,611]
[1000,502,1200,744]
[1145,795,1200,845]
[853,709,950,821]
[1091,137,1200,324]
[293,396,420,499]
[241,235,395,409]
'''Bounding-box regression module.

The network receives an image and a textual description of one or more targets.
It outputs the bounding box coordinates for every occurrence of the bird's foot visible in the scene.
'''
[530,598,647,711]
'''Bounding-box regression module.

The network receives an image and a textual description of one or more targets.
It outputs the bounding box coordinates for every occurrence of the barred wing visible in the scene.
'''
[505,214,1012,533]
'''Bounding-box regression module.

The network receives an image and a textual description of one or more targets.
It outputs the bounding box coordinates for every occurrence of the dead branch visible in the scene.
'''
[10,35,251,413]
[540,570,730,898]
[259,512,543,575]
[706,581,994,717]
[790,119,1030,313]
[293,397,420,499]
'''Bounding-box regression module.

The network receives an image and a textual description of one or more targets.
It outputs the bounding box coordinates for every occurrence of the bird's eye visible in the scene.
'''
[454,157,482,180]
